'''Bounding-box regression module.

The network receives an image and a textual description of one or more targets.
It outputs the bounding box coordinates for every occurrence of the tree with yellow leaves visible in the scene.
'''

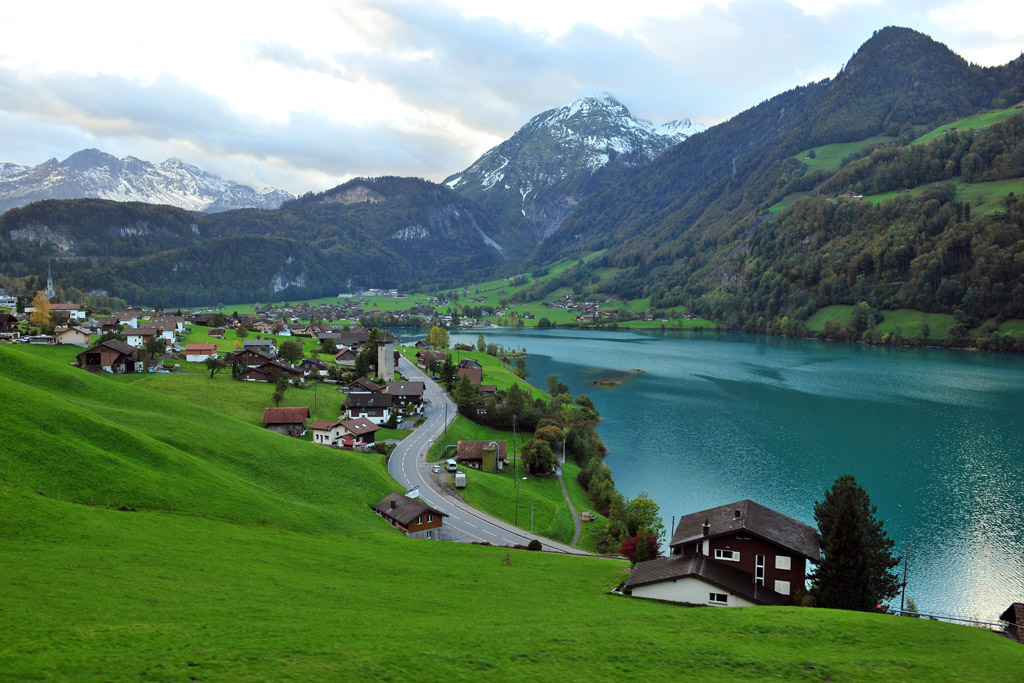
[29,291,51,328]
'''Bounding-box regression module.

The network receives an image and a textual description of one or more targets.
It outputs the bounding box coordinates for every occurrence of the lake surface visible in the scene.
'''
[443,327,1024,619]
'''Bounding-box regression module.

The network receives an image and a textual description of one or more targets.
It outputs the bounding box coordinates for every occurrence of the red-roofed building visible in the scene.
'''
[185,343,219,362]
[262,407,310,437]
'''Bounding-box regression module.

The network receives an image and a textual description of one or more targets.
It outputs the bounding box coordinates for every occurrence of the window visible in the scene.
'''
[417,515,423,525]
[709,593,728,604]
[427,514,433,523]
[775,555,792,571]
[755,555,765,586]
[714,549,740,561]
[774,580,791,595]
[427,530,433,540]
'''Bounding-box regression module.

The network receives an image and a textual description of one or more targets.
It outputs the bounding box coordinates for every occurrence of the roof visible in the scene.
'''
[670,500,820,562]
[347,377,383,392]
[123,328,156,337]
[417,350,447,362]
[309,420,341,431]
[341,417,379,436]
[1000,602,1024,626]
[457,440,507,462]
[243,339,274,347]
[262,407,311,425]
[345,393,393,408]
[50,303,82,311]
[456,367,483,385]
[55,326,90,336]
[373,493,448,526]
[384,381,425,397]
[185,344,218,352]
[624,554,785,606]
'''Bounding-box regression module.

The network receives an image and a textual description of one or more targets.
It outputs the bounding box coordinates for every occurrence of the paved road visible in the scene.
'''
[388,354,589,555]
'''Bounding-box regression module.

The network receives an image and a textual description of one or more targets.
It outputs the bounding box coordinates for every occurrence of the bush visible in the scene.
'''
[527,539,542,551]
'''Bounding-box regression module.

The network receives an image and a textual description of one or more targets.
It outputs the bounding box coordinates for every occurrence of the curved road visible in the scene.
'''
[388,355,589,555]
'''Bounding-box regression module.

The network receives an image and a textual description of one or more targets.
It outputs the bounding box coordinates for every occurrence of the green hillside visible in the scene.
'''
[2,344,1024,679]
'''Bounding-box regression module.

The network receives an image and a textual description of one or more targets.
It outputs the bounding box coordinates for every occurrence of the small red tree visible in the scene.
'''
[619,531,661,565]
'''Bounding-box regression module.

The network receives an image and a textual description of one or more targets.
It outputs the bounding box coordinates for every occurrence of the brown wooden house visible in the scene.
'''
[262,407,310,436]
[372,492,447,540]
[76,339,142,374]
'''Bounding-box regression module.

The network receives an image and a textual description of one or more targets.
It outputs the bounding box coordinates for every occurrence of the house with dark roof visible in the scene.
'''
[372,492,448,540]
[345,377,382,394]
[340,417,380,446]
[624,500,820,607]
[344,392,393,425]
[262,407,310,437]
[333,347,357,367]
[416,350,447,367]
[458,358,482,370]
[1000,602,1024,644]
[456,367,483,386]
[238,360,303,383]
[299,357,329,377]
[381,381,425,410]
[243,339,277,357]
[456,440,506,473]
[0,312,19,338]
[76,339,142,374]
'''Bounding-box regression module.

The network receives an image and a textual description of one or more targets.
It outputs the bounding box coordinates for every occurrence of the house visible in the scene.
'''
[480,385,497,397]
[299,357,329,377]
[192,312,219,326]
[243,339,277,357]
[372,492,448,540]
[456,440,506,473]
[137,322,176,343]
[0,312,20,338]
[310,420,346,446]
[54,327,91,347]
[346,377,382,394]
[0,289,18,309]
[185,343,219,362]
[124,328,158,348]
[344,392,393,425]
[76,339,143,374]
[238,360,303,383]
[209,328,225,339]
[333,347,357,367]
[416,350,447,367]
[456,367,483,386]
[381,381,425,410]
[458,358,482,370]
[225,348,274,368]
[252,320,276,334]
[262,406,310,436]
[151,316,186,333]
[414,339,433,349]
[50,303,87,321]
[340,417,380,446]
[624,500,820,607]
[112,313,138,328]
[999,602,1024,644]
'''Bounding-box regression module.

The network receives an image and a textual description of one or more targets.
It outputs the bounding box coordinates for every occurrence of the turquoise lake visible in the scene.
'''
[445,327,1024,620]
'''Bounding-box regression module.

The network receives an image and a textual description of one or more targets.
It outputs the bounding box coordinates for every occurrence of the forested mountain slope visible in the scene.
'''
[535,28,1024,326]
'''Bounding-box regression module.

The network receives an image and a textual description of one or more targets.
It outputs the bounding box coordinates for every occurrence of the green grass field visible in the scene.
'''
[802,305,1024,341]
[3,343,1024,679]
[863,177,1024,215]
[795,134,895,171]
[911,104,1024,146]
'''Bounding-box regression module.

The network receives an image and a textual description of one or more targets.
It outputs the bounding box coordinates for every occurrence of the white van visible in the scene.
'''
[445,458,458,472]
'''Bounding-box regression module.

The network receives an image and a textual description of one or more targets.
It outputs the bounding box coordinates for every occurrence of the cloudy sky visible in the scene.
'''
[1,0,1021,195]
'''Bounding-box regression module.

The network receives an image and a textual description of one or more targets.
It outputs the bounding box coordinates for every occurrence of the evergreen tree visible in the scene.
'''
[453,373,479,416]
[439,354,457,392]
[811,475,901,611]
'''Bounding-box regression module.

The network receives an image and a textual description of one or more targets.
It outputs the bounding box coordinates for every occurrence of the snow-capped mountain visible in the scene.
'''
[444,94,705,241]
[0,149,294,214]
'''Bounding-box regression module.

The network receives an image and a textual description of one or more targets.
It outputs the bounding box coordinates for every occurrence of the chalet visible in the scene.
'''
[137,322,177,343]
[334,347,357,367]
[340,417,380,446]
[238,360,303,383]
[192,312,219,326]
[185,343,219,362]
[346,377,382,394]
[93,316,122,334]
[624,500,820,607]
[1000,602,1024,644]
[416,350,447,367]
[76,339,143,374]
[381,381,425,409]
[243,339,277,357]
[456,367,483,386]
[54,327,91,347]
[50,303,86,321]
[0,312,20,338]
[225,348,274,368]
[454,343,473,351]
[252,320,276,334]
[112,313,138,328]
[456,440,506,473]
[209,328,225,339]
[414,339,433,349]
[372,492,448,540]
[344,392,393,425]
[262,406,310,437]
[124,328,158,347]
[299,357,329,377]
[0,289,17,309]
[458,358,482,370]
[480,385,497,398]
[310,420,346,446]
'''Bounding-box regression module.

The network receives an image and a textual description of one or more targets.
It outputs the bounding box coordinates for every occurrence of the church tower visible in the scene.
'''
[45,264,56,299]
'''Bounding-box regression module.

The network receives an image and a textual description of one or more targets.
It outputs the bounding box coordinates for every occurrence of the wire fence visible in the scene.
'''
[891,609,1010,632]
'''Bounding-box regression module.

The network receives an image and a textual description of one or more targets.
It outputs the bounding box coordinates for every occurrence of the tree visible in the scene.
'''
[520,438,556,475]
[29,291,50,328]
[205,356,227,379]
[428,325,449,349]
[619,531,661,565]
[210,313,227,327]
[271,374,289,407]
[279,340,303,365]
[811,475,901,611]
[320,337,337,355]
[235,325,249,339]
[537,317,553,328]
[453,374,479,416]
[513,356,528,378]
[439,354,457,392]
[546,374,569,397]
[477,334,486,353]
[144,339,165,359]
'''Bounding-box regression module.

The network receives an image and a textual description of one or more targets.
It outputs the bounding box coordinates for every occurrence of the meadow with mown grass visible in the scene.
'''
[2,343,1023,680]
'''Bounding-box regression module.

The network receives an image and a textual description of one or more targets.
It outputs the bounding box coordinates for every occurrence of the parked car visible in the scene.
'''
[432,464,441,474]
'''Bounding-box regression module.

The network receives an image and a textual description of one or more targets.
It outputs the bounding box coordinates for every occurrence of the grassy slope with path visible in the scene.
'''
[2,345,1023,679]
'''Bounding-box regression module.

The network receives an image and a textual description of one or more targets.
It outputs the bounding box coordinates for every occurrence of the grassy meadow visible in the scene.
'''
[911,102,1024,146]
[795,134,895,171]
[3,344,1024,679]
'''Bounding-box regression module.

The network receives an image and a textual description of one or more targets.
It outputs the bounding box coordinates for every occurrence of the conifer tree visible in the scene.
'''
[811,475,900,611]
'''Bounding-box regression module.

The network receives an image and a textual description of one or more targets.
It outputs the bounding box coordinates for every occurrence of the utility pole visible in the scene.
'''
[513,414,519,526]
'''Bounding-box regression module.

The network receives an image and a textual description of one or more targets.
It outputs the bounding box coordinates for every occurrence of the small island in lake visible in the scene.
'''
[593,369,643,387]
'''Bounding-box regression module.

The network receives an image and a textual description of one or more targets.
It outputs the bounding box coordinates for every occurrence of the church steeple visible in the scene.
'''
[45,263,56,299]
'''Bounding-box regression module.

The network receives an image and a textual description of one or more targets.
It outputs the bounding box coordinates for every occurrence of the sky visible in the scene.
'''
[0,0,1022,196]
